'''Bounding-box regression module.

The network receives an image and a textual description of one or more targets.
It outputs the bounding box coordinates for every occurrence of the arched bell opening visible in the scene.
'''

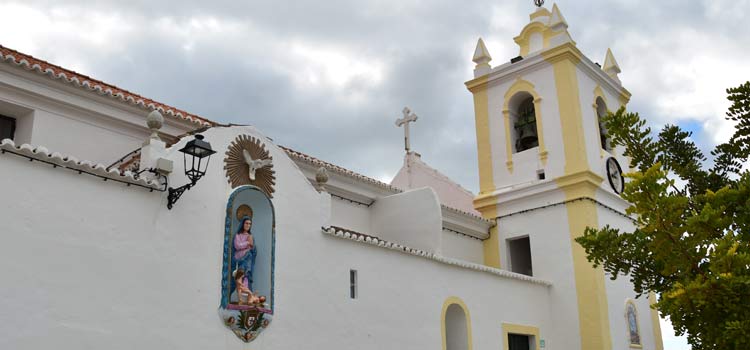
[596,97,610,151]
[508,92,540,153]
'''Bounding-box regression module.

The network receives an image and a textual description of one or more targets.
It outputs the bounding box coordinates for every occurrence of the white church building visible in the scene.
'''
[0,4,664,350]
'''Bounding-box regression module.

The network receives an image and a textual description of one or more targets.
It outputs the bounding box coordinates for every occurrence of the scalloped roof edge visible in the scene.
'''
[0,138,161,189]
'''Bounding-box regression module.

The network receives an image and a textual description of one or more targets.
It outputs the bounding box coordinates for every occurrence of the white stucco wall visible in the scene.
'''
[497,202,582,350]
[330,197,371,234]
[440,230,484,264]
[0,125,556,349]
[597,207,660,350]
[370,187,443,254]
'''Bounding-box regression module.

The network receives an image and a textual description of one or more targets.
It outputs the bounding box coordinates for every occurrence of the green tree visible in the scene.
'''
[575,82,750,350]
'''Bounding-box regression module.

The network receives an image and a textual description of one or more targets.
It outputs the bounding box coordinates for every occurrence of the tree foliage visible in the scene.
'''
[575,82,750,350]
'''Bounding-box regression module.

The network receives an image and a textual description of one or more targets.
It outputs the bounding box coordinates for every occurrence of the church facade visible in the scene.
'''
[0,4,663,350]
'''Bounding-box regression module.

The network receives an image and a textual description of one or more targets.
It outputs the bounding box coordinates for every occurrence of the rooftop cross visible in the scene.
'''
[395,107,418,152]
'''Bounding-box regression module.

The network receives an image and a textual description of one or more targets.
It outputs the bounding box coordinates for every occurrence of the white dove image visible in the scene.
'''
[242,149,272,181]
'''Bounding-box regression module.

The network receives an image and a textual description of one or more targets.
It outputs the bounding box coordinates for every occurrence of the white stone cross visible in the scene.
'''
[395,107,418,152]
[243,149,272,181]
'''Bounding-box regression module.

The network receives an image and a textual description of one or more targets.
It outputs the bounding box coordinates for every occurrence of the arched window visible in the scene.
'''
[512,96,539,153]
[596,97,610,151]
[626,301,641,346]
[445,303,469,350]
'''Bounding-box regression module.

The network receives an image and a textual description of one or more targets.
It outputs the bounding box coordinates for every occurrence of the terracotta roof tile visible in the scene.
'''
[0,44,216,127]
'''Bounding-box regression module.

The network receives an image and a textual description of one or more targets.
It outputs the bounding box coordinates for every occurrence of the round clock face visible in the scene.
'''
[606,157,624,194]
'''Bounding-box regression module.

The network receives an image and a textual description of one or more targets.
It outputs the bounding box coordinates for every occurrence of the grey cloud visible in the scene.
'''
[3,0,749,194]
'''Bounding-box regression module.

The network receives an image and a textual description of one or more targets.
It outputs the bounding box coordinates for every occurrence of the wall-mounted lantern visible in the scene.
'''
[167,134,216,209]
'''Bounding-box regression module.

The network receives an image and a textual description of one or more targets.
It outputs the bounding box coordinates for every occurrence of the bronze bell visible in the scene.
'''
[516,122,539,151]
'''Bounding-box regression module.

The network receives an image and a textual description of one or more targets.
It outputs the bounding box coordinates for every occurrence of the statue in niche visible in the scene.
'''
[233,215,257,291]
[219,187,275,343]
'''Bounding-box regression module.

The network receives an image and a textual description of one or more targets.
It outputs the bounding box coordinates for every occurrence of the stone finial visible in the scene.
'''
[548,4,568,29]
[146,110,164,141]
[603,48,622,84]
[315,166,329,192]
[472,38,492,77]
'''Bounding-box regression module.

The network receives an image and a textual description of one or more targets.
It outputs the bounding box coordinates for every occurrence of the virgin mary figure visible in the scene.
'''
[233,216,257,293]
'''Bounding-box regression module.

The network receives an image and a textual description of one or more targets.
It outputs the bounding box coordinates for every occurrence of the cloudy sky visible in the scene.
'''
[3,0,749,347]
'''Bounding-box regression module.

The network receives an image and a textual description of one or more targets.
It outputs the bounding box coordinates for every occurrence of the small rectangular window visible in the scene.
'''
[537,170,545,180]
[0,115,15,141]
[349,269,357,299]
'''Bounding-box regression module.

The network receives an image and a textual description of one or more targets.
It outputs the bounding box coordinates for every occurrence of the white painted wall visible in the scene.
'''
[440,230,484,264]
[370,187,443,254]
[330,197,371,234]
[497,202,582,350]
[0,125,556,350]
[597,207,660,350]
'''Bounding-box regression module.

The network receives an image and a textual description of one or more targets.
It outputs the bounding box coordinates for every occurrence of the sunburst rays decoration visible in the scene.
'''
[224,135,276,197]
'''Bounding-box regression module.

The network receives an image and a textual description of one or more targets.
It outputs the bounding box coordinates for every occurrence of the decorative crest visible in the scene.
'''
[224,135,276,196]
[534,0,545,7]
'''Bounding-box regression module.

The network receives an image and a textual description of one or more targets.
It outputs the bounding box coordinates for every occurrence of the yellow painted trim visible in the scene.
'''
[533,97,548,165]
[502,323,541,350]
[649,293,664,350]
[473,199,501,268]
[529,8,551,20]
[483,222,501,268]
[441,297,473,350]
[544,45,588,175]
[514,22,546,56]
[625,299,644,348]
[593,85,608,105]
[503,78,548,165]
[470,76,495,195]
[502,109,514,172]
[546,44,612,350]
[619,94,630,108]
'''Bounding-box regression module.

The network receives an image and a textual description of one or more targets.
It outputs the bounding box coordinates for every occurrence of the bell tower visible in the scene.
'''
[466,3,662,350]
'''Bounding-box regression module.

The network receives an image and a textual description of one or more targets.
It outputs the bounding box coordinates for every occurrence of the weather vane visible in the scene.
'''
[534,0,544,7]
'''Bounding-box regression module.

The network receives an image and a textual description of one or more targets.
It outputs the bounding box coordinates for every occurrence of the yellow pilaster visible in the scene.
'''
[470,76,494,195]
[467,76,502,268]
[649,293,664,350]
[546,43,612,350]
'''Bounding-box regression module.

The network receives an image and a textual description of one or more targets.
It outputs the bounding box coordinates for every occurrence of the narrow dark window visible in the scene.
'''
[508,334,532,350]
[537,170,545,180]
[349,269,357,299]
[0,115,15,141]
